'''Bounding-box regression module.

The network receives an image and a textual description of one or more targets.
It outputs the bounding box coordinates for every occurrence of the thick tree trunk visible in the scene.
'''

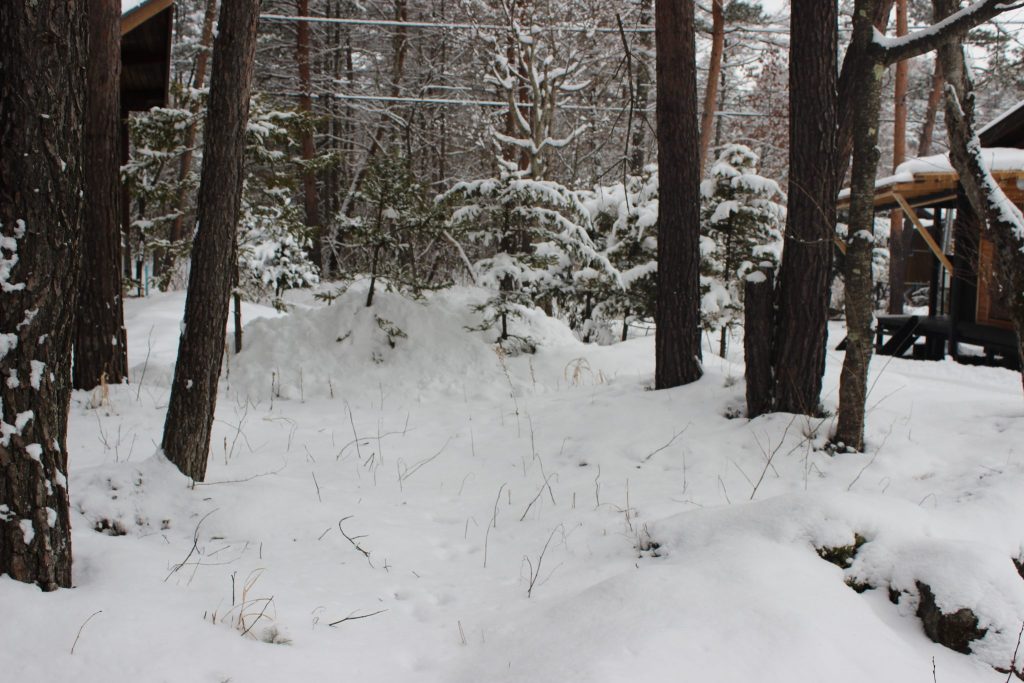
[297,0,322,270]
[654,0,703,389]
[167,0,218,284]
[771,0,838,415]
[698,0,725,172]
[0,0,87,590]
[917,61,944,157]
[835,0,886,452]
[74,0,128,391]
[888,0,909,315]
[161,0,260,482]
[933,0,1024,391]
[836,0,894,186]
[745,269,775,418]
[629,0,653,175]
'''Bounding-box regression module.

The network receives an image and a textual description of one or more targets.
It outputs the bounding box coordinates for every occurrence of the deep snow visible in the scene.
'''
[3,283,1024,682]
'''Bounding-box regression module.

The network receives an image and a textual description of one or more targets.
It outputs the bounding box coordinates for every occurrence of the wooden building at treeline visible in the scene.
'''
[120,0,174,283]
[839,100,1024,369]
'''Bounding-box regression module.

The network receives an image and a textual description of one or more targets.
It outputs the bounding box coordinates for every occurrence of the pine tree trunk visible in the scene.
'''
[74,0,129,391]
[629,0,653,175]
[745,269,775,418]
[161,0,260,482]
[888,0,909,315]
[771,0,838,415]
[916,61,943,157]
[698,0,725,172]
[835,0,885,452]
[836,0,894,184]
[654,0,703,389]
[167,0,218,282]
[0,0,87,590]
[297,0,322,270]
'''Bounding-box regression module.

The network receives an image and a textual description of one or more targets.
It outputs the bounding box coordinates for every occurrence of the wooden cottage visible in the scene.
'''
[120,0,174,283]
[121,0,174,113]
[838,101,1024,369]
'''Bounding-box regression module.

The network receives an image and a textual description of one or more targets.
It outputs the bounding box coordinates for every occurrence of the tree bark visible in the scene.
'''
[745,268,775,418]
[771,0,838,415]
[161,0,260,482]
[297,0,322,270]
[933,0,1024,390]
[888,0,909,315]
[836,0,894,187]
[74,0,128,391]
[167,0,218,283]
[916,60,944,157]
[629,0,653,175]
[654,0,703,389]
[0,0,87,590]
[698,0,726,172]
[835,0,886,452]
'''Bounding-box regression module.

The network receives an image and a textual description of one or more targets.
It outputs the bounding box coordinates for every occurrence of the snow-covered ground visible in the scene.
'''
[3,284,1024,682]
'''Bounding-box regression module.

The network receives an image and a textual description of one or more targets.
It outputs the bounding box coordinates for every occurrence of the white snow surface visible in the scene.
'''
[3,286,1024,681]
[121,0,148,13]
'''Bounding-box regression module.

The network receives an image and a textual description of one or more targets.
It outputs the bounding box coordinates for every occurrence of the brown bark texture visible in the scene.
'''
[161,0,261,482]
[654,0,703,389]
[917,61,944,157]
[932,0,1024,390]
[0,0,87,590]
[297,0,322,268]
[698,0,726,172]
[888,0,909,315]
[835,0,886,452]
[75,0,129,391]
[168,0,218,262]
[836,0,894,187]
[745,269,775,418]
[629,0,653,175]
[771,0,838,415]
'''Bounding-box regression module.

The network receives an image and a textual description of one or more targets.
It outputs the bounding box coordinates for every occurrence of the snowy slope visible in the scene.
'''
[2,288,1023,682]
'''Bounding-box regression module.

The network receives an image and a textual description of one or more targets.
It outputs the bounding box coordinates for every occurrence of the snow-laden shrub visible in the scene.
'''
[441,156,614,347]
[699,144,785,348]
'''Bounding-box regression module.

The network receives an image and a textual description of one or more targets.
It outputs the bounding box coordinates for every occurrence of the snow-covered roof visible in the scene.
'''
[121,0,174,31]
[886,147,1024,186]
[838,147,1024,206]
[979,100,1024,147]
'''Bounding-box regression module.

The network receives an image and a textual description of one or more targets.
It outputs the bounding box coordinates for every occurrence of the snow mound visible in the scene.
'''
[648,491,1024,674]
[229,285,580,403]
[74,453,203,537]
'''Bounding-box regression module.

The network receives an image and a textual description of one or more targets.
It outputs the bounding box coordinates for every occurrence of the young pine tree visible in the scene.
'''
[699,144,784,357]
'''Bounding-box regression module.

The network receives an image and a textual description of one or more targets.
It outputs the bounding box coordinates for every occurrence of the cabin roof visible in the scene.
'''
[120,0,174,112]
[837,147,1024,212]
[979,100,1024,148]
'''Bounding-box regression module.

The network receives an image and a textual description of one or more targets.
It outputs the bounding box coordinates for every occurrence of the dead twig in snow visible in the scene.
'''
[338,516,374,567]
[328,609,388,627]
[642,424,691,463]
[523,524,565,598]
[69,611,103,654]
[165,509,218,581]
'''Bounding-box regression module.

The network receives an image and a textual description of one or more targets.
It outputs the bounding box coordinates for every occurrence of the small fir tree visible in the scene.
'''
[699,144,784,355]
[580,168,659,342]
[337,152,448,307]
[441,155,611,349]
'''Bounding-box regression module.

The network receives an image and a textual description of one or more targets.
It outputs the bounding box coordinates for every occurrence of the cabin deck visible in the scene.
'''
[874,314,1020,369]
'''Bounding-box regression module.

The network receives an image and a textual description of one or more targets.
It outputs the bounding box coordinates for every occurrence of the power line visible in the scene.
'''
[266,90,780,118]
[259,13,792,35]
[259,13,651,33]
